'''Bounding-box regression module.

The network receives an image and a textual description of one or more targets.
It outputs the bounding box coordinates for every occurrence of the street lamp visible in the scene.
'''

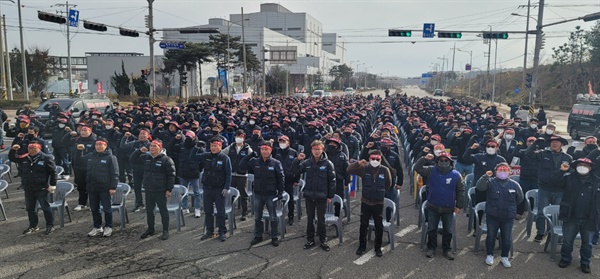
[350,60,359,88]
[356,63,365,89]
[457,49,473,98]
[0,0,14,100]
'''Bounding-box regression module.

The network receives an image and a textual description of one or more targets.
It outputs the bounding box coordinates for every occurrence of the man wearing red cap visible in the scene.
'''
[83,138,119,237]
[513,136,540,219]
[9,141,57,235]
[222,130,253,221]
[324,137,350,218]
[167,130,202,218]
[121,129,152,212]
[415,152,464,260]
[130,139,176,240]
[272,135,299,225]
[65,125,98,211]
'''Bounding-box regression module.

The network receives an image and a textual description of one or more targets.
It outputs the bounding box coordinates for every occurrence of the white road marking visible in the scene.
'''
[353,245,390,265]
[206,254,234,266]
[396,224,418,237]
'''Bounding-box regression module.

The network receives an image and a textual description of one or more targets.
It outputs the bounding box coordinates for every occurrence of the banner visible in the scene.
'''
[97,82,103,94]
[78,82,83,93]
[232,93,252,100]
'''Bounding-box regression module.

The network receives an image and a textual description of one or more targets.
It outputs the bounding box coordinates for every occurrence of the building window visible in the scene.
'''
[288,27,301,31]
[270,28,283,31]
[61,58,68,65]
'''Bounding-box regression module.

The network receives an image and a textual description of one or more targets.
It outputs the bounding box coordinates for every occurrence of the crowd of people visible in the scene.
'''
[5,92,599,273]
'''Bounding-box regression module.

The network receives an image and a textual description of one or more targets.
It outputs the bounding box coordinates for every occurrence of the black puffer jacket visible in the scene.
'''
[65,133,98,173]
[84,149,119,193]
[130,149,176,192]
[292,153,336,201]
[9,150,57,191]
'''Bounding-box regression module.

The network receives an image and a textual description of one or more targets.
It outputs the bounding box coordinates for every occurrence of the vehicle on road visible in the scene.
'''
[344,88,355,95]
[323,91,332,98]
[433,89,443,96]
[312,90,325,98]
[568,97,600,140]
[35,95,113,124]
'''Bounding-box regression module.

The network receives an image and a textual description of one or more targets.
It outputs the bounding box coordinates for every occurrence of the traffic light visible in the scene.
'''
[482,32,509,39]
[181,71,188,86]
[38,11,66,24]
[83,21,107,32]
[438,32,462,39]
[526,73,533,88]
[119,28,140,37]
[388,29,412,37]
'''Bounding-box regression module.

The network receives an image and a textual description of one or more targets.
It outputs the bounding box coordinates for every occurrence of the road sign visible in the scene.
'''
[159,42,185,50]
[68,9,79,28]
[423,23,435,38]
[514,87,520,94]
[466,64,471,71]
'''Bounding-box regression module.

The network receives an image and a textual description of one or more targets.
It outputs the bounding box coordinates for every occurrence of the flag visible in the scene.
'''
[350,175,357,198]
[589,81,595,96]
[97,82,103,94]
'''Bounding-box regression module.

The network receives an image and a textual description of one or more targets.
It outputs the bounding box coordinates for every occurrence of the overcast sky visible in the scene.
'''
[2,0,599,77]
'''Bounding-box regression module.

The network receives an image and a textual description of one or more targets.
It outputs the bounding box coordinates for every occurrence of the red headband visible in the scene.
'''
[81,126,91,131]
[260,144,272,150]
[28,143,41,149]
[210,141,223,146]
[96,140,107,145]
[151,140,162,149]
[369,155,382,160]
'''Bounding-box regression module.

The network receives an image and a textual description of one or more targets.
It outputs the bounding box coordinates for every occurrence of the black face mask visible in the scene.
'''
[381,146,391,153]
[191,127,199,132]
[282,123,290,128]
[226,128,234,132]
[586,144,597,149]
[252,134,259,140]
[184,138,195,148]
[343,132,351,137]
[326,145,337,153]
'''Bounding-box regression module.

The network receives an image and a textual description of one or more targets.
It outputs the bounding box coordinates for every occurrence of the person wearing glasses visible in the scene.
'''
[414,151,464,260]
[347,149,393,257]
[476,163,523,268]
[292,140,336,252]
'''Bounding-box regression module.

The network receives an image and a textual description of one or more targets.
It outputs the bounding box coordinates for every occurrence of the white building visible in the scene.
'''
[162,3,346,95]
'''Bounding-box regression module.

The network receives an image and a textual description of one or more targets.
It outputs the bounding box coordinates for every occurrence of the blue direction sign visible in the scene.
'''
[159,42,185,50]
[68,9,79,28]
[514,87,520,94]
[423,23,435,38]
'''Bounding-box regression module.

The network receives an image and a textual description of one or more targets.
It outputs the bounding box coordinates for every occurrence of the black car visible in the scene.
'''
[433,89,443,96]
[568,101,600,140]
[34,95,113,124]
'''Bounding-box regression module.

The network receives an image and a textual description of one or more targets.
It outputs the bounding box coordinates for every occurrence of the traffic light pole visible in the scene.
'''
[148,0,155,101]
[0,2,5,100]
[17,0,28,101]
[530,0,545,105]
[3,16,11,100]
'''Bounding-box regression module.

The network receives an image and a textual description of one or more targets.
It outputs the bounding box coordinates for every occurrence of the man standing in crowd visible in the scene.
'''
[130,140,176,241]
[85,138,119,237]
[347,150,392,257]
[65,125,97,211]
[526,135,572,242]
[240,141,285,247]
[555,158,598,274]
[293,140,336,252]
[222,130,253,221]
[121,129,152,212]
[414,152,464,260]
[167,131,201,218]
[191,137,232,242]
[272,135,298,225]
[10,141,57,235]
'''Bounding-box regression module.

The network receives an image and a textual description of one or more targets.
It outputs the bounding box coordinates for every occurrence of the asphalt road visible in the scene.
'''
[0,93,598,279]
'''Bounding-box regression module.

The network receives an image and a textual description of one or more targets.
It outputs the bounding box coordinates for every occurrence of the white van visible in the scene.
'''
[344,88,355,95]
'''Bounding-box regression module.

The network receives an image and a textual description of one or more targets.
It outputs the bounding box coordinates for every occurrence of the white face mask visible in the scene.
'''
[431,140,439,145]
[291,117,297,122]
[249,120,255,125]
[434,150,442,157]
[164,120,170,124]
[279,143,288,149]
[504,134,514,140]
[105,126,112,130]
[577,166,590,175]
[486,147,496,155]
[370,160,381,168]
[546,129,554,135]
[235,137,244,144]
[497,129,504,134]
[58,124,65,128]
[530,124,537,129]
[459,128,465,132]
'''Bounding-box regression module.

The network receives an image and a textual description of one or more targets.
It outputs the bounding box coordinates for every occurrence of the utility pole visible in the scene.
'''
[0,3,5,100]
[451,43,456,72]
[531,0,545,105]
[55,1,76,93]
[3,15,11,100]
[522,0,531,94]
[148,0,155,100]
[17,0,28,100]
[492,38,498,103]
[485,26,492,100]
[241,7,247,93]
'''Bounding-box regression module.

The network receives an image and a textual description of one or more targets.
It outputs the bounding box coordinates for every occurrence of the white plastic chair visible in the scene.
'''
[367,198,396,250]
[467,187,477,233]
[49,181,74,228]
[324,194,344,243]
[417,186,427,226]
[463,173,474,209]
[112,183,131,229]
[0,164,12,184]
[543,204,574,261]
[419,201,457,253]
[55,166,64,177]
[161,184,187,232]
[293,179,305,221]
[343,183,351,223]
[0,180,7,220]
[525,189,538,237]
[247,174,255,215]
[225,188,240,236]
[263,192,290,240]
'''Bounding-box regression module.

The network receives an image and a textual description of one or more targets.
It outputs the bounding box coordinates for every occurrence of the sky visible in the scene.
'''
[2,0,600,78]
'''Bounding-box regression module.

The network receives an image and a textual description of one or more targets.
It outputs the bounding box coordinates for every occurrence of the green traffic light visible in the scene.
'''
[406,31,411,37]
[502,33,509,39]
[455,33,462,38]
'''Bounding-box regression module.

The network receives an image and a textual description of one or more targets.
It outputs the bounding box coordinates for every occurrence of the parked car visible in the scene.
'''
[344,87,355,95]
[312,90,325,98]
[35,94,113,124]
[323,91,332,98]
[433,89,443,96]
